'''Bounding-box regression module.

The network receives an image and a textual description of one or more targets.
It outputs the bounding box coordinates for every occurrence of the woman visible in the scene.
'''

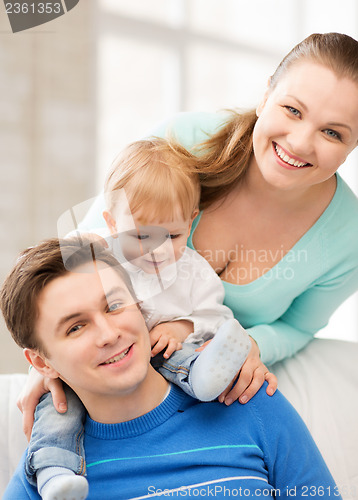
[77,32,358,406]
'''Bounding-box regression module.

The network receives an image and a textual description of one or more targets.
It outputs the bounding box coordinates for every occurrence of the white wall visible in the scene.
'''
[0,1,97,373]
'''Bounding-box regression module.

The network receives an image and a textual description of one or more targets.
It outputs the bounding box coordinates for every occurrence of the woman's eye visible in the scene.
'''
[324,129,341,140]
[167,234,181,239]
[136,234,149,240]
[285,106,301,117]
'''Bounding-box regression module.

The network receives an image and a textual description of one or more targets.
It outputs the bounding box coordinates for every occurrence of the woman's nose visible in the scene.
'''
[287,124,315,158]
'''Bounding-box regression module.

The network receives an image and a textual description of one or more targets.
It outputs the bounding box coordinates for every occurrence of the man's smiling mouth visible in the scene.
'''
[273,143,312,168]
[101,347,131,365]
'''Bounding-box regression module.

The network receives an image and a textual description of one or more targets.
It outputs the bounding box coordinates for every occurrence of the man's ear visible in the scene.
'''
[256,77,272,117]
[24,348,60,379]
[103,210,118,237]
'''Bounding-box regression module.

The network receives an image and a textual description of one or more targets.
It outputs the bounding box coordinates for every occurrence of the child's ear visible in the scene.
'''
[103,210,118,237]
[187,209,199,235]
[191,208,199,222]
[24,348,60,379]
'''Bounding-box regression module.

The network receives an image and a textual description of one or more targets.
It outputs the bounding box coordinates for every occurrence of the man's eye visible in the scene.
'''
[108,302,123,312]
[67,324,83,335]
[136,234,149,240]
[167,234,181,239]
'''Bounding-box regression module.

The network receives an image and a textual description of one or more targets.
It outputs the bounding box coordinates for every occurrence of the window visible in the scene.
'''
[96,0,358,340]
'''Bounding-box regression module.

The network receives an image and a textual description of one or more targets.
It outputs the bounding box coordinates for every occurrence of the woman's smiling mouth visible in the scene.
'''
[273,142,312,168]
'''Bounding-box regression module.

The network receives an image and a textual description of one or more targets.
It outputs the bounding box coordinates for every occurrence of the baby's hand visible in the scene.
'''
[218,337,277,405]
[150,320,194,359]
[78,232,109,248]
[17,367,66,441]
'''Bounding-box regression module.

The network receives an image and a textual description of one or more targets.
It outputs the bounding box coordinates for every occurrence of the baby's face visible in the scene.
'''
[121,216,191,273]
[106,208,193,274]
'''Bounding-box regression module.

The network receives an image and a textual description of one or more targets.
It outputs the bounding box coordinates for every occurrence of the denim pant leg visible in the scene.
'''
[158,342,200,398]
[25,384,86,486]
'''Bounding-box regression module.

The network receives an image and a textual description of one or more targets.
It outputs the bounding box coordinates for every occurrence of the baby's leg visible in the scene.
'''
[159,318,251,401]
[190,318,251,401]
[25,384,88,500]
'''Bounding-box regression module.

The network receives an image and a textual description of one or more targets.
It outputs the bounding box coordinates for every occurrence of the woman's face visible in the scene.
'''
[252,61,358,192]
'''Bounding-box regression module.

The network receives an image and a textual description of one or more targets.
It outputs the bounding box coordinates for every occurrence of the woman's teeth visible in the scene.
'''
[103,348,130,365]
[275,144,309,167]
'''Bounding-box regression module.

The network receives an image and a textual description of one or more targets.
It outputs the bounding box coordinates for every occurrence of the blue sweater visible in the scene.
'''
[4,385,341,499]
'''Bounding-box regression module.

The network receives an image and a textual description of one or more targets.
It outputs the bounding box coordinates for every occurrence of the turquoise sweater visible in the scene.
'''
[4,385,341,499]
[78,111,358,365]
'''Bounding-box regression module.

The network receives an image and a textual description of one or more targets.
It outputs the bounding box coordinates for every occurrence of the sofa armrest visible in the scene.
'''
[271,338,358,500]
[0,373,28,496]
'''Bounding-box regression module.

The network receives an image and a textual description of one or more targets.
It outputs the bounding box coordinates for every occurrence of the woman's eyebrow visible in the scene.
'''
[286,94,353,133]
[326,121,352,133]
[285,95,308,112]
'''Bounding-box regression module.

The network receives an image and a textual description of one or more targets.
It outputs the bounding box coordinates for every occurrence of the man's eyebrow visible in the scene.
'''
[55,312,84,334]
[105,285,128,300]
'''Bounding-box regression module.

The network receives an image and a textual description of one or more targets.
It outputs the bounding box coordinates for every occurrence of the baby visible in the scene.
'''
[26,138,251,500]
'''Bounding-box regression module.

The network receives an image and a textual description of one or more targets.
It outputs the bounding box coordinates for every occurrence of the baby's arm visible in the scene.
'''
[18,368,87,497]
[17,368,67,441]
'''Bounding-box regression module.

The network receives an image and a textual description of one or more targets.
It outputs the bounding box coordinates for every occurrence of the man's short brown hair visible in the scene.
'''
[0,237,136,354]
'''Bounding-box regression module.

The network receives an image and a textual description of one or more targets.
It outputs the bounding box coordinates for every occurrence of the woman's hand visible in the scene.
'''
[150,320,193,359]
[17,368,67,441]
[218,337,277,405]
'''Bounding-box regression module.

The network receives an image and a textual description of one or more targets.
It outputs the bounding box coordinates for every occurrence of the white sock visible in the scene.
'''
[37,467,89,500]
[190,318,251,401]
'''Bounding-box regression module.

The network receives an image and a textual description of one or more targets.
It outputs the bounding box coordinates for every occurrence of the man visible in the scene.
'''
[0,238,341,499]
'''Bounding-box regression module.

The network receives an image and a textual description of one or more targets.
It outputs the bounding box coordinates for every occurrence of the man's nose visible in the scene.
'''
[95,316,120,346]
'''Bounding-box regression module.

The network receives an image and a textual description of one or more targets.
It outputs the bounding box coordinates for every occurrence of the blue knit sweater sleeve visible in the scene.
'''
[247,389,342,498]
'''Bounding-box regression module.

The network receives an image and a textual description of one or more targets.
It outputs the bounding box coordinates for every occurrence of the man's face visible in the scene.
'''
[34,262,152,405]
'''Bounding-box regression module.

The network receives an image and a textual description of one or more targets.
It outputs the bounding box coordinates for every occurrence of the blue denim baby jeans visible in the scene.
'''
[25,384,86,486]
[156,342,200,398]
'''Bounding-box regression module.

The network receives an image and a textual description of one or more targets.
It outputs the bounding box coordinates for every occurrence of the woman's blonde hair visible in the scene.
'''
[195,32,358,209]
[105,138,200,224]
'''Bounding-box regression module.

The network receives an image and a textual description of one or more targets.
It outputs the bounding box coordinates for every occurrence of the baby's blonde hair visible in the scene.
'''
[105,138,200,224]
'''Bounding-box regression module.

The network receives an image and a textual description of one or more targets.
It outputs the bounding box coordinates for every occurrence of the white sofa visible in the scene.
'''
[1,339,358,499]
